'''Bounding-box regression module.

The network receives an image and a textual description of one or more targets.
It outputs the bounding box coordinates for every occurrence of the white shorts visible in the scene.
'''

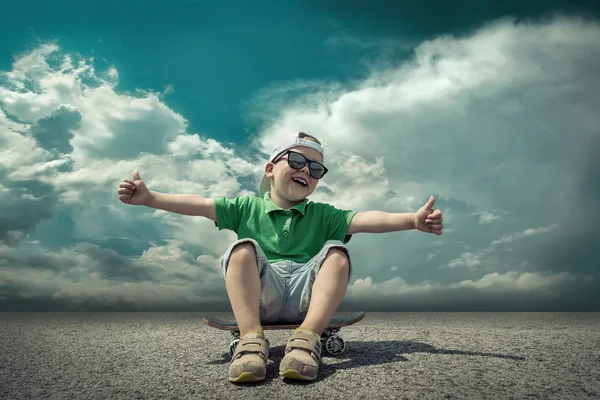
[220,238,352,325]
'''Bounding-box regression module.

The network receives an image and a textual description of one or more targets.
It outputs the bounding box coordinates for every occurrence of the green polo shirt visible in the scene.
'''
[214,192,357,263]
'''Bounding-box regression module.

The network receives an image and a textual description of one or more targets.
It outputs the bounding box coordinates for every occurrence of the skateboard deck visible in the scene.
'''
[203,311,366,356]
[202,311,365,331]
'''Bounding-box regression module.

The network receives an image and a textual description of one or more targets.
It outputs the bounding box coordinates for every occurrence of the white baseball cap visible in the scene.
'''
[258,132,325,197]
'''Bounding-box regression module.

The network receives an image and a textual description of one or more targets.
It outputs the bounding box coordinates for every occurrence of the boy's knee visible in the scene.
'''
[321,247,351,282]
[229,242,257,262]
[325,247,350,267]
[225,242,259,278]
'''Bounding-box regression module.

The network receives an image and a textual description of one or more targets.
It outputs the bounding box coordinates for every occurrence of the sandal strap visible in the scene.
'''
[285,332,321,357]
[232,337,269,361]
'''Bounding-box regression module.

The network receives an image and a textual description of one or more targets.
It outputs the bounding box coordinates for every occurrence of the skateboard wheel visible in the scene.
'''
[324,334,345,355]
[229,339,240,358]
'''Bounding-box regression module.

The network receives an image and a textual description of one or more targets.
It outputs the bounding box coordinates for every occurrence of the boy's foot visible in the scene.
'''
[279,328,322,381]
[228,332,269,383]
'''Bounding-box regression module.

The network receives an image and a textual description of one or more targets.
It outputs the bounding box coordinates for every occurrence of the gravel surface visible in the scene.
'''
[1,312,599,399]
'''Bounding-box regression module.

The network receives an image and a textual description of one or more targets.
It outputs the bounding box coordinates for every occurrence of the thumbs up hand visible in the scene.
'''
[117,170,150,206]
[414,196,444,235]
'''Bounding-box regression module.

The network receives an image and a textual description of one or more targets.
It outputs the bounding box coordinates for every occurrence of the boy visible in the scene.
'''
[117,132,443,383]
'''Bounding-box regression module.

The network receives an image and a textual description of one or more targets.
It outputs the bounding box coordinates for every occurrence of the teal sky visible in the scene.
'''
[2,0,597,143]
[1,1,599,311]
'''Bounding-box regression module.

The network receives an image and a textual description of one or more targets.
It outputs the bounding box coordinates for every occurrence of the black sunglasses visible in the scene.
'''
[274,150,328,179]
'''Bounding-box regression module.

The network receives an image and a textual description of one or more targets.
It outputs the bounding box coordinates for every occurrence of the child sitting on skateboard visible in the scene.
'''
[117,132,444,383]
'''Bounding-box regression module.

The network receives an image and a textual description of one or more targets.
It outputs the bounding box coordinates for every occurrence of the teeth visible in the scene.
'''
[292,178,307,186]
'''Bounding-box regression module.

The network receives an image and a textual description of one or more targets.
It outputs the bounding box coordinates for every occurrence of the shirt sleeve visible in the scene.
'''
[213,196,247,232]
[321,203,357,243]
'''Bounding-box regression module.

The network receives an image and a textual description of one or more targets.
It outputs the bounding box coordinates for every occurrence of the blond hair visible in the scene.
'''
[298,132,322,145]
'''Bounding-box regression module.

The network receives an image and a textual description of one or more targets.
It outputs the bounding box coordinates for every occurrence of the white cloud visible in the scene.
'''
[443,224,558,269]
[0,241,226,310]
[476,211,500,224]
[491,224,558,246]
[106,66,118,81]
[447,251,489,268]
[347,270,591,299]
[349,276,427,297]
[0,110,48,169]
[2,43,59,88]
[164,84,175,95]
[455,271,583,293]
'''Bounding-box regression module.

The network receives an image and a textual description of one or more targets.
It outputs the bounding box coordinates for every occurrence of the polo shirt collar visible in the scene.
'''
[263,191,308,215]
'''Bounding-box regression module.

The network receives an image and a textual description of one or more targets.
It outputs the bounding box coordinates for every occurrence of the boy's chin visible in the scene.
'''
[287,193,308,201]
[286,186,314,200]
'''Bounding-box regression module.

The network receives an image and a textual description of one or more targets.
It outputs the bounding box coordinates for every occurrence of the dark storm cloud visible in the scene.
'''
[28,104,81,155]
[0,179,59,246]
[0,243,158,282]
[527,132,600,304]
[341,277,599,312]
[89,107,185,160]
[0,242,226,311]
[73,243,159,282]
[0,294,231,312]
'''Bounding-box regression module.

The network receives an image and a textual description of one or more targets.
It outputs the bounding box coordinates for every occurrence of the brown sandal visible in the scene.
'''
[279,332,321,380]
[229,336,269,382]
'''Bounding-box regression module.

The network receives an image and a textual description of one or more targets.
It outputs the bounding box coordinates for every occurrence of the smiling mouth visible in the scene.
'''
[291,177,308,187]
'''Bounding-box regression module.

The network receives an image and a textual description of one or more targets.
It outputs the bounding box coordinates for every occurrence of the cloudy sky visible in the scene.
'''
[1,1,599,312]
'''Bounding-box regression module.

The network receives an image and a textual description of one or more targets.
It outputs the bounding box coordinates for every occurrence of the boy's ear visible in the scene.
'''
[265,162,274,178]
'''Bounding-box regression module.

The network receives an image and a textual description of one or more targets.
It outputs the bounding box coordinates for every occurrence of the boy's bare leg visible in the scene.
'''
[300,248,350,335]
[225,242,263,337]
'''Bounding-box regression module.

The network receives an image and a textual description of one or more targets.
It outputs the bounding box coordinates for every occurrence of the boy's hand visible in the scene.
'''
[117,170,150,206]
[414,196,444,235]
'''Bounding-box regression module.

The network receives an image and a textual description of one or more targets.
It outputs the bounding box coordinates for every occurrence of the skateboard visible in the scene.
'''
[202,311,365,357]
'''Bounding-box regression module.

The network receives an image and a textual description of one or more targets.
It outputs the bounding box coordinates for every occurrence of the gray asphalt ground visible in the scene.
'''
[1,312,598,399]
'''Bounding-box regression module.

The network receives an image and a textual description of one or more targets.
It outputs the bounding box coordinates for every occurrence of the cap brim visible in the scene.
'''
[258,174,270,197]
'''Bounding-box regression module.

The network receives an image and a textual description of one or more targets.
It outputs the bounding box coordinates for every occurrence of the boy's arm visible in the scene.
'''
[347,196,443,236]
[145,192,217,222]
[347,211,416,235]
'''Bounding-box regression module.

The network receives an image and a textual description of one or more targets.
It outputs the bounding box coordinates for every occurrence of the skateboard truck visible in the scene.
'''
[227,326,347,357]
[203,312,365,358]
